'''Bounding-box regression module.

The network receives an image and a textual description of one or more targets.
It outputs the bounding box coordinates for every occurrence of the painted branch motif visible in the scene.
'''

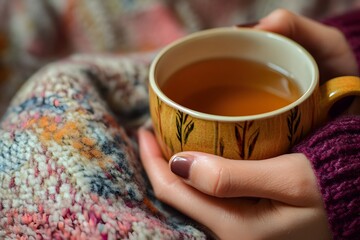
[287,106,304,145]
[214,122,225,156]
[163,136,175,158]
[155,96,174,158]
[155,96,163,137]
[176,110,195,151]
[219,137,225,157]
[235,121,260,159]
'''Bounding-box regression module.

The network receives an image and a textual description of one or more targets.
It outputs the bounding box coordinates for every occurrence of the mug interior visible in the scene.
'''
[150,27,318,121]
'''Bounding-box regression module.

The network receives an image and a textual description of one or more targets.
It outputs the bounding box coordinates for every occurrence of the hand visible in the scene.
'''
[254,9,359,81]
[138,128,331,240]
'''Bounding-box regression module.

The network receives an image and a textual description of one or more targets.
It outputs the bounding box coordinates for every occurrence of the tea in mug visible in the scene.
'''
[161,58,302,116]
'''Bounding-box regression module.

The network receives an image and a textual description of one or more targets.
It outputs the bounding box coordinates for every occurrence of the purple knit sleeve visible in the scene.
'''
[292,115,360,240]
[322,9,360,73]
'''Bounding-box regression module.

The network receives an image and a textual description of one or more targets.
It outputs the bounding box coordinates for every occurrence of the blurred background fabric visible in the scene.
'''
[1,0,360,118]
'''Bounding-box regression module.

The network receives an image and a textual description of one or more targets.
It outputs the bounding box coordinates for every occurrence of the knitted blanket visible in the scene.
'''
[1,1,360,239]
[0,53,209,239]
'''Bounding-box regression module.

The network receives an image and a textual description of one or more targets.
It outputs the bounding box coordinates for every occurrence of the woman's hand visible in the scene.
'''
[138,10,347,239]
[255,9,360,115]
[138,128,331,240]
[254,9,359,81]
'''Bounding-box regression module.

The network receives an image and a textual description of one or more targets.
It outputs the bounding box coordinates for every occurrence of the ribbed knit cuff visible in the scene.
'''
[292,116,360,240]
[323,9,360,74]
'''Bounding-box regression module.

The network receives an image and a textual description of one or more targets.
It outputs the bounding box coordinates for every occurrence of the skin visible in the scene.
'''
[139,9,358,240]
[254,9,358,81]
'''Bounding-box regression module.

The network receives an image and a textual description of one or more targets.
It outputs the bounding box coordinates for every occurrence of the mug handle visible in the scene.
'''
[320,76,360,117]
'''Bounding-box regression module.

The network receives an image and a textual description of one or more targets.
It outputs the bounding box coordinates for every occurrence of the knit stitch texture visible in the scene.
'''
[0,54,207,239]
[293,116,360,240]
[1,1,360,239]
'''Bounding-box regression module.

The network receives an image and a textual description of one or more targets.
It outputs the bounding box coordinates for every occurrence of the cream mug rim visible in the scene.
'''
[149,27,319,122]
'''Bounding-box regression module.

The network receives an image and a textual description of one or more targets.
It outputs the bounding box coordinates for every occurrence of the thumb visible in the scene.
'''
[169,151,321,206]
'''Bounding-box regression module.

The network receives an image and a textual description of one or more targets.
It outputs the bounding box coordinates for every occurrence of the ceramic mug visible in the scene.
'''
[149,27,360,160]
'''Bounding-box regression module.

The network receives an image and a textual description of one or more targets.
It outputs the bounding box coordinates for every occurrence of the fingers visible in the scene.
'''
[138,129,329,239]
[138,127,321,207]
[138,128,222,212]
[169,152,322,206]
[254,9,358,78]
[255,9,338,56]
[138,127,176,189]
[138,128,260,236]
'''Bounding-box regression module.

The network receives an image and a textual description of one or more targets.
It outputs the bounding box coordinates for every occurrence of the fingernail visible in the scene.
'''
[170,155,194,179]
[235,21,259,28]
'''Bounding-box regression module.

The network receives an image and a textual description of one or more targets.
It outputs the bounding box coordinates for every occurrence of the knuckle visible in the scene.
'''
[211,166,232,197]
[290,175,316,199]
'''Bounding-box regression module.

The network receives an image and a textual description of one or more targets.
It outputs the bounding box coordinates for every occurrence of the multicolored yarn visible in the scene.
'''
[1,1,360,239]
[0,54,207,239]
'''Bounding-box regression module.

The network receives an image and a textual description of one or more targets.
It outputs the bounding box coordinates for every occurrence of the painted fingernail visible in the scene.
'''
[170,155,194,179]
[235,21,259,28]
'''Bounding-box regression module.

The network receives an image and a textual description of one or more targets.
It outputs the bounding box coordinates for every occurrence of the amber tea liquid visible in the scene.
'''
[161,58,302,116]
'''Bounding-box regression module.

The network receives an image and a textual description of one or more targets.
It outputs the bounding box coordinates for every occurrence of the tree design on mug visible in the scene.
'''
[287,106,304,145]
[214,122,225,157]
[163,137,175,158]
[155,96,174,157]
[219,137,225,157]
[235,121,260,159]
[155,96,163,137]
[176,110,195,151]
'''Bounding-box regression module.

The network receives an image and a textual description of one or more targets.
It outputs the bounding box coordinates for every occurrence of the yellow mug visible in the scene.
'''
[149,27,360,160]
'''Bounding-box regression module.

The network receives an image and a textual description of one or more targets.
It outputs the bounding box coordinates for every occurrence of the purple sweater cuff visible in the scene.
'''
[323,9,360,74]
[292,116,360,240]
